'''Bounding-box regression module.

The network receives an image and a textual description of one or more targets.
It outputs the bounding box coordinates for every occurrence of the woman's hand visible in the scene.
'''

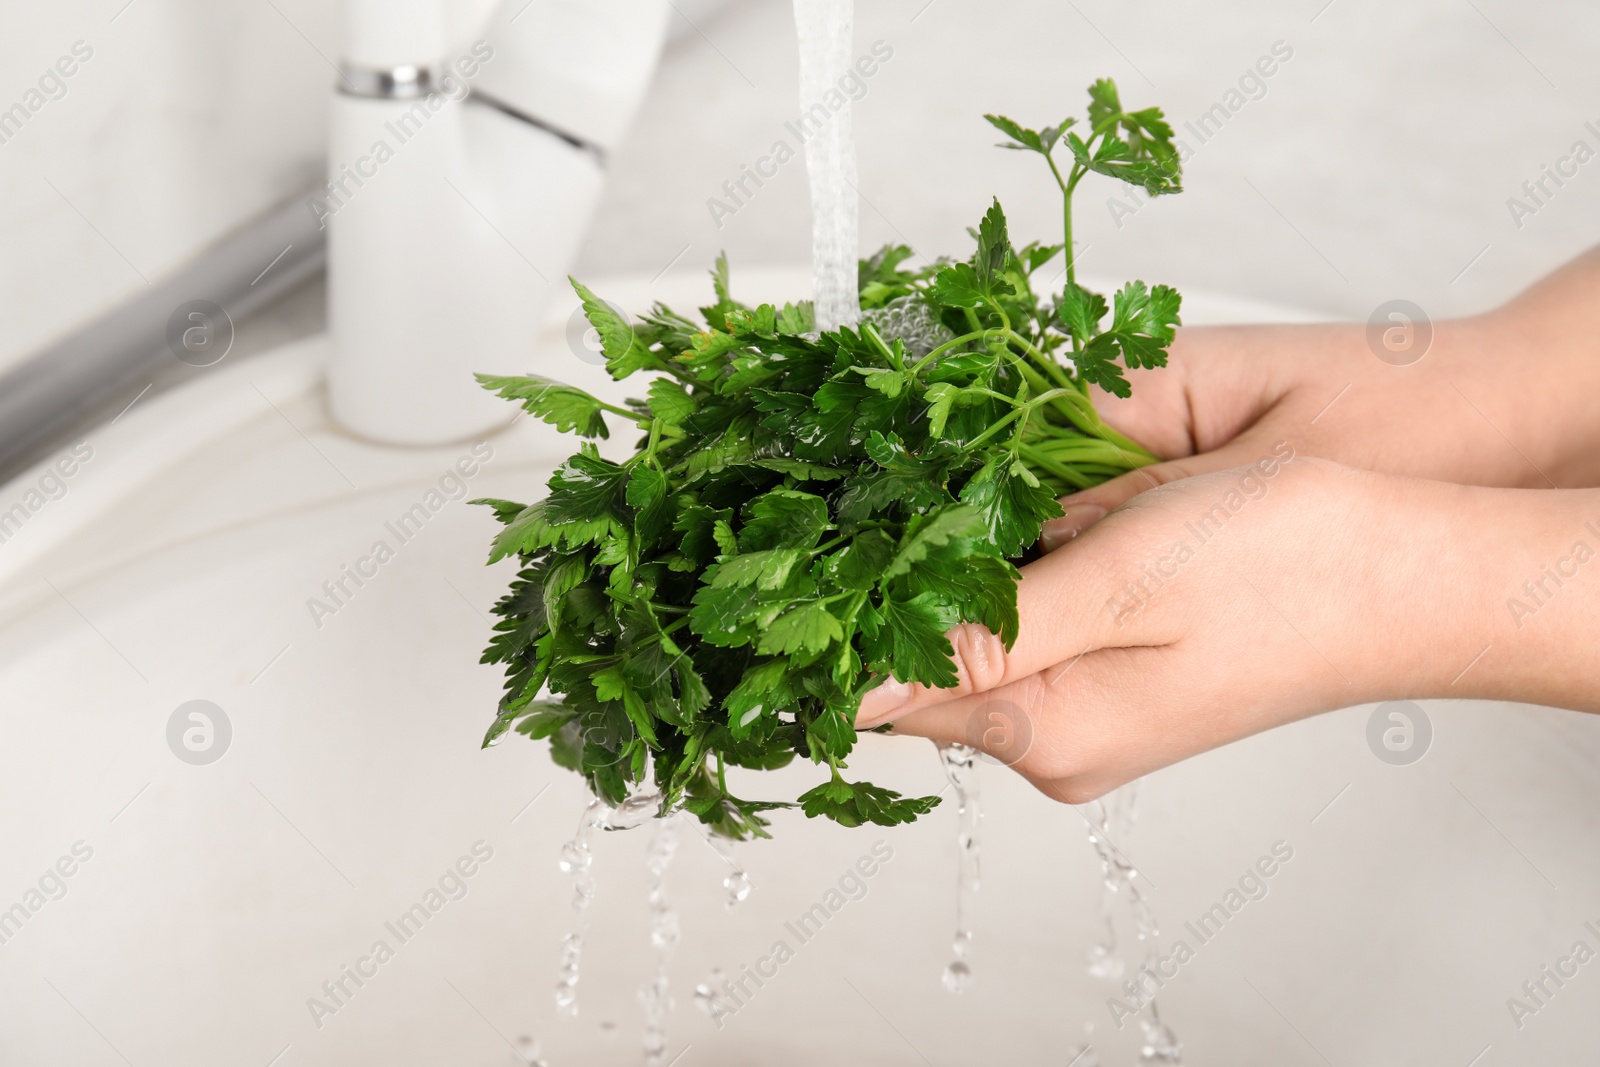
[1039,248,1600,549]
[855,455,1600,803]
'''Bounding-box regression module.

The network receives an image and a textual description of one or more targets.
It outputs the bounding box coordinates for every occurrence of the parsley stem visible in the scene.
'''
[1034,401,1159,466]
[911,328,991,374]
[994,344,1055,398]
[1045,151,1077,287]
[961,407,1024,452]
[1038,392,1102,437]
[860,322,901,367]
[968,386,1025,406]
[1003,328,1076,392]
[1096,425,1160,465]
[644,417,664,462]
[1017,442,1094,490]
[598,399,646,422]
[1025,436,1148,466]
[841,590,868,633]
[811,534,850,555]
[962,387,1075,452]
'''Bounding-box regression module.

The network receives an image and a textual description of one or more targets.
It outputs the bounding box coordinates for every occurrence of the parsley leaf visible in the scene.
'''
[797,773,943,828]
[475,374,611,439]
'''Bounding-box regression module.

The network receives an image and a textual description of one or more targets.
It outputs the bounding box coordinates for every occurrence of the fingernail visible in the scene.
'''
[857,677,911,726]
[1040,503,1106,551]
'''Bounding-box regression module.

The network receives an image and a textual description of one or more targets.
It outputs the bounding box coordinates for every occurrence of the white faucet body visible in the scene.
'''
[325,0,670,445]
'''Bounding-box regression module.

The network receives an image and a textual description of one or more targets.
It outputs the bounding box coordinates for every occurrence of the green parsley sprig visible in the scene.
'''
[472,80,1183,839]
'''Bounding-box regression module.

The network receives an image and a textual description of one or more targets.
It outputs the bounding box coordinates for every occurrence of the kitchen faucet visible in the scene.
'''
[326,0,670,445]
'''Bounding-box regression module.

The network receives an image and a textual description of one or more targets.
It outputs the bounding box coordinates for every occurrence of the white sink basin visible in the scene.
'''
[2,271,1596,1066]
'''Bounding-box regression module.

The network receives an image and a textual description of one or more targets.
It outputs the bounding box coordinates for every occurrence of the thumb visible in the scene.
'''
[1039,441,1273,550]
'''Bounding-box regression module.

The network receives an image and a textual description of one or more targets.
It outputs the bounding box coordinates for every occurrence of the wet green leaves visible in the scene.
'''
[472,83,1186,839]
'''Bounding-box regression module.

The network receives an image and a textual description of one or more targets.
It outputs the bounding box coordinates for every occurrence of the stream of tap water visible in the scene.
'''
[923,747,1182,1062]
[554,789,687,1065]
[554,797,607,1018]
[554,768,1178,1064]
[640,818,680,1065]
[937,742,981,994]
[792,0,860,332]
[1083,784,1183,1065]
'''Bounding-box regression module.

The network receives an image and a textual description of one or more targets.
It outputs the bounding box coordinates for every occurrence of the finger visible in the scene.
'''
[1092,324,1288,461]
[884,640,1295,804]
[884,646,1172,803]
[856,524,1161,728]
[1086,354,1196,461]
[1039,440,1271,550]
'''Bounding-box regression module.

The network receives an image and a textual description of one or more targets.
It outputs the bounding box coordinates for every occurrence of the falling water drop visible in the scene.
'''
[942,953,973,995]
[693,967,728,1018]
[1086,924,1125,981]
[937,741,981,994]
[703,826,753,908]
[1138,1009,1183,1066]
[723,868,753,907]
[640,817,680,1066]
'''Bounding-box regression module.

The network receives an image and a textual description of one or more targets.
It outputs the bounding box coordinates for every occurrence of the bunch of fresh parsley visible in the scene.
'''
[473,80,1183,838]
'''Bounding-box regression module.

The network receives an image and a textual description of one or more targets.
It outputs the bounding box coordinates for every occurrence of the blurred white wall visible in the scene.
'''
[0,1,326,372]
[2,0,1596,374]
[580,0,1600,324]
[0,0,496,375]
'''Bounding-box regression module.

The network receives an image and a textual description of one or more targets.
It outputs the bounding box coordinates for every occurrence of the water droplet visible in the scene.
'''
[704,830,753,908]
[558,840,590,876]
[941,958,972,994]
[1138,1013,1183,1064]
[723,869,752,907]
[1087,942,1124,981]
[693,969,728,1017]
